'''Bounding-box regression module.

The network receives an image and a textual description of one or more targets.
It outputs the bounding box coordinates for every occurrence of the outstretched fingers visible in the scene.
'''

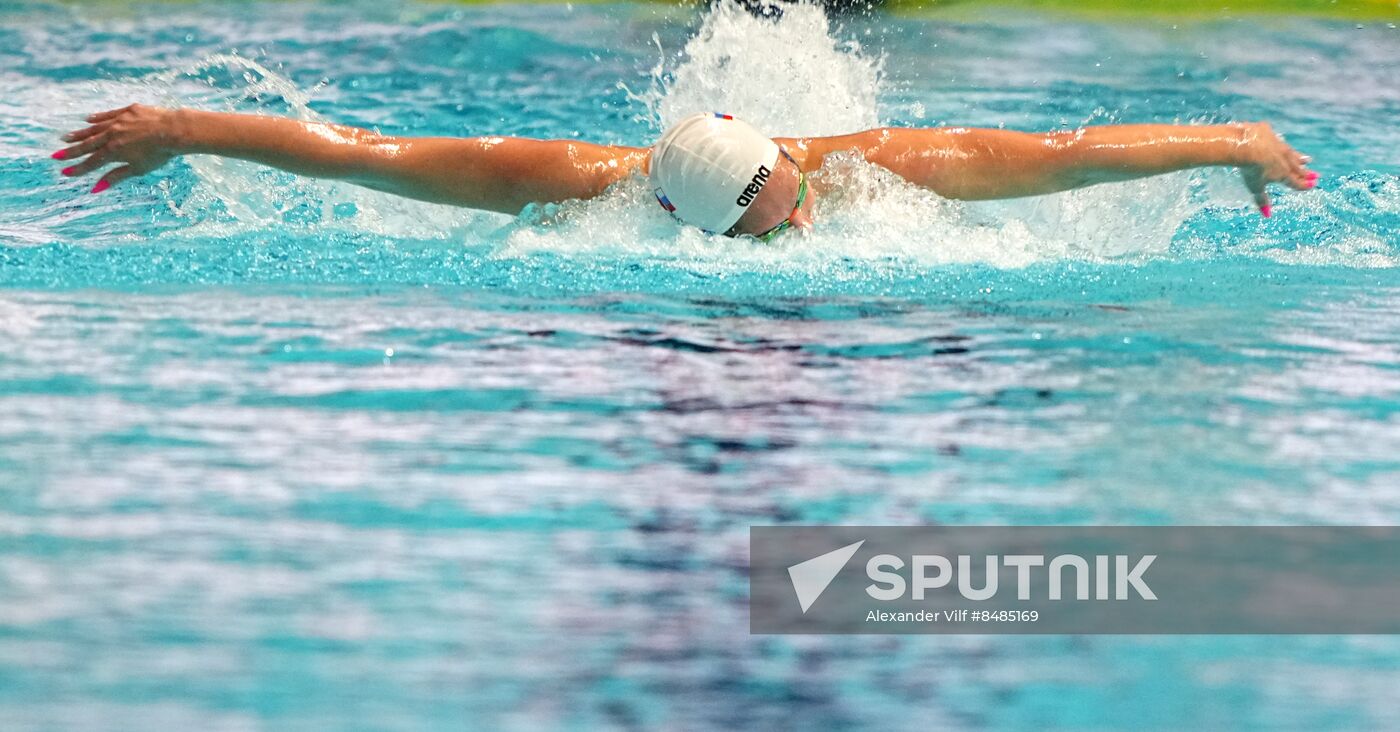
[1254,189,1272,218]
[51,104,168,194]
[53,131,109,161]
[85,105,134,124]
[1287,169,1318,191]
[1244,168,1271,217]
[90,165,136,194]
[1285,149,1317,190]
[61,123,109,144]
[60,149,110,178]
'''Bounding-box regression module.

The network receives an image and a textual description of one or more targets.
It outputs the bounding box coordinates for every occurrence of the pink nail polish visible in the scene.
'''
[1307,172,1319,182]
[51,150,66,160]
[90,180,110,194]
[61,166,75,176]
[1260,205,1272,218]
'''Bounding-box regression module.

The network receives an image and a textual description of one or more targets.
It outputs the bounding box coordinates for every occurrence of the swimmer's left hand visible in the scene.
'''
[1234,121,1317,218]
[51,104,182,193]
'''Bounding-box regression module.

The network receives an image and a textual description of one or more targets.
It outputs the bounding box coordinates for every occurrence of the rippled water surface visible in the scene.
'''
[2,1,1399,729]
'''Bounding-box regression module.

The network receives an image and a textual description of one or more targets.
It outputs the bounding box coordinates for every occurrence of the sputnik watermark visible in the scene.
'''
[751,527,1400,634]
[787,540,863,613]
[863,553,1156,603]
[787,545,1156,616]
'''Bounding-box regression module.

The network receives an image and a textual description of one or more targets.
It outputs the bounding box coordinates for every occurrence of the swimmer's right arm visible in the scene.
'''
[53,105,650,214]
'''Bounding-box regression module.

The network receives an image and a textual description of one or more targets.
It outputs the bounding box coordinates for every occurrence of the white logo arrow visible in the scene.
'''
[787,540,865,613]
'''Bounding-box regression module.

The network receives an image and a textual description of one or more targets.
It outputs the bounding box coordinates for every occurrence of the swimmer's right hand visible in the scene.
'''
[1234,121,1317,218]
[52,104,183,193]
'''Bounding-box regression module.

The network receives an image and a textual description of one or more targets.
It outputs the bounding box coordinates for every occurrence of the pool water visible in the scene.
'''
[2,1,1399,729]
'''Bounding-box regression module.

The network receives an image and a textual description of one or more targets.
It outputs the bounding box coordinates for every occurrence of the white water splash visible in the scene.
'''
[635,1,882,137]
[513,0,1205,268]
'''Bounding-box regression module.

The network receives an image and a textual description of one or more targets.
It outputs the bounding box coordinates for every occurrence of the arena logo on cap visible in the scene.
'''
[735,165,771,207]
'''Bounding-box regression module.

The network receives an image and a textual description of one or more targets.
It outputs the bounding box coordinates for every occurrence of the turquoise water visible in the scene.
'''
[3,1,1400,729]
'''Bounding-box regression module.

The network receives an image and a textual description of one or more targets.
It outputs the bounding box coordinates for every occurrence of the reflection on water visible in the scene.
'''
[2,0,1400,729]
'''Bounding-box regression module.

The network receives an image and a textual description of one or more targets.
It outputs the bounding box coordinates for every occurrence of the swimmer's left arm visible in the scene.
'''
[819,123,1314,216]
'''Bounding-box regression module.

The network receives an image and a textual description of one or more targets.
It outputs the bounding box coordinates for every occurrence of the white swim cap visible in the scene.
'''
[650,112,781,235]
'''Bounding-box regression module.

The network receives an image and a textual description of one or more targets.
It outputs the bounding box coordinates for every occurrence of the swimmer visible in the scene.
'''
[52,105,1316,239]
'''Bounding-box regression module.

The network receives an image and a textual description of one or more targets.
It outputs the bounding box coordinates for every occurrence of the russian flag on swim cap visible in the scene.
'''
[654,189,676,213]
[713,113,734,120]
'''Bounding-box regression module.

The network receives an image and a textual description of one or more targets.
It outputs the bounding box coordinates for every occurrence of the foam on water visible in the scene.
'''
[636,1,882,136]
